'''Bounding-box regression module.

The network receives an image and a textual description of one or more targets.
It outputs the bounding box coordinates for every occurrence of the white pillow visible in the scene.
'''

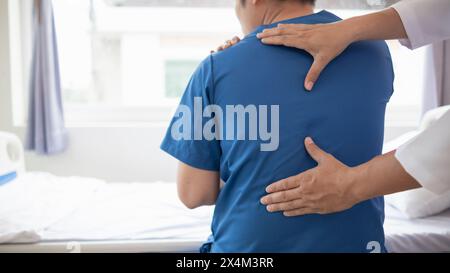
[383,123,450,218]
[385,188,450,219]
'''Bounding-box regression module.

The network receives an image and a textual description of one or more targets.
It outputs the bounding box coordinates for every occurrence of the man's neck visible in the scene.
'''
[262,4,314,26]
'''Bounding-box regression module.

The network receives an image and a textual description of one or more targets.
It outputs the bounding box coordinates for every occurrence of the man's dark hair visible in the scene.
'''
[241,0,316,6]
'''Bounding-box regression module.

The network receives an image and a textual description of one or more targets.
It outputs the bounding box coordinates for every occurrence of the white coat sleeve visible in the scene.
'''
[392,0,450,49]
[395,110,450,193]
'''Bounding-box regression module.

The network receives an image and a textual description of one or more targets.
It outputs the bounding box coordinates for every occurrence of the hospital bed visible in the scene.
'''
[1,171,449,253]
[1,105,450,253]
[0,171,213,253]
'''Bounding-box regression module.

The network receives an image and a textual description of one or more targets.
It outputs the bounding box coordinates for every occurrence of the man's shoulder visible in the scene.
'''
[187,39,260,88]
[211,36,262,61]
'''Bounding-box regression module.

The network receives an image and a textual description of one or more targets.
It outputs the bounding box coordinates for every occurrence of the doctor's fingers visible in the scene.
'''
[304,56,329,91]
[257,23,315,38]
[262,173,314,204]
[260,35,307,49]
[266,170,314,194]
[260,186,302,205]
[265,173,305,193]
[258,27,299,38]
[213,36,241,53]
[223,36,240,49]
[266,199,311,213]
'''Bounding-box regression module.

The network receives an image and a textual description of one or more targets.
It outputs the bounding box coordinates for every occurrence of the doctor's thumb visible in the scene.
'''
[304,137,328,163]
[304,58,327,91]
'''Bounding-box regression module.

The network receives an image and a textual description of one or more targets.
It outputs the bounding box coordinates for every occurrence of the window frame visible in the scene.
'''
[8,0,32,128]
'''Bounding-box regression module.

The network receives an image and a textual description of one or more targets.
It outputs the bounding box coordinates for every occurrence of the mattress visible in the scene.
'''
[1,172,449,253]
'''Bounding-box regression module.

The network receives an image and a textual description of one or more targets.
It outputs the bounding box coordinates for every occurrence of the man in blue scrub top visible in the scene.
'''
[161,0,394,253]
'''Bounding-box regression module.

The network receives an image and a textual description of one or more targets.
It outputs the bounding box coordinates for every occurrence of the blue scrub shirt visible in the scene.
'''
[161,10,394,253]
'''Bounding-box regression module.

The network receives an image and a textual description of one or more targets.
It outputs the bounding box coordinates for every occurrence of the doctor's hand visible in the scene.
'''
[212,36,241,53]
[260,137,360,216]
[256,8,408,91]
[257,23,352,91]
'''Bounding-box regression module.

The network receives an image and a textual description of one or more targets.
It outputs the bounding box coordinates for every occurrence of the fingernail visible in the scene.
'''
[257,33,262,39]
[305,81,314,91]
[266,206,273,212]
[260,197,267,204]
[305,137,313,145]
[265,186,271,193]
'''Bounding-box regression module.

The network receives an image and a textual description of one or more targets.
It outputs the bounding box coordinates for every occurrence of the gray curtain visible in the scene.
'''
[422,41,450,115]
[25,0,68,155]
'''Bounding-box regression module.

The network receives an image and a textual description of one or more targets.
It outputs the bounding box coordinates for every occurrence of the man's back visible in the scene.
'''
[161,10,394,252]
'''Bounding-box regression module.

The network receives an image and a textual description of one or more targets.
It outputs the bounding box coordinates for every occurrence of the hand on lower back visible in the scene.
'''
[260,137,359,216]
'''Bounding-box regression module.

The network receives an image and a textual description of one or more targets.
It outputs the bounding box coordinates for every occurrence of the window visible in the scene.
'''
[42,1,424,126]
[165,60,199,98]
[52,0,240,113]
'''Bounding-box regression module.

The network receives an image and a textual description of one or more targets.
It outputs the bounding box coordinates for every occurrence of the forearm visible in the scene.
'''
[325,8,421,202]
[177,162,220,209]
[177,182,218,208]
[350,151,421,202]
[342,8,408,43]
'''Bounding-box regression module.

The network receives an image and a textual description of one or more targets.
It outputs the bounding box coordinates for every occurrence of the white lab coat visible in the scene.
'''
[392,0,450,192]
[393,0,450,49]
[396,109,450,193]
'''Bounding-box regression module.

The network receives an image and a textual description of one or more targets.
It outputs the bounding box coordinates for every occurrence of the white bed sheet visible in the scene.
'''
[0,172,106,243]
[40,181,212,242]
[1,172,449,253]
[0,172,212,252]
[384,204,450,253]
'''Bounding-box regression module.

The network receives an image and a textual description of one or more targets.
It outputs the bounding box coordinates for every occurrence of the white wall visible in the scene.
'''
[24,126,178,182]
[0,0,414,183]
